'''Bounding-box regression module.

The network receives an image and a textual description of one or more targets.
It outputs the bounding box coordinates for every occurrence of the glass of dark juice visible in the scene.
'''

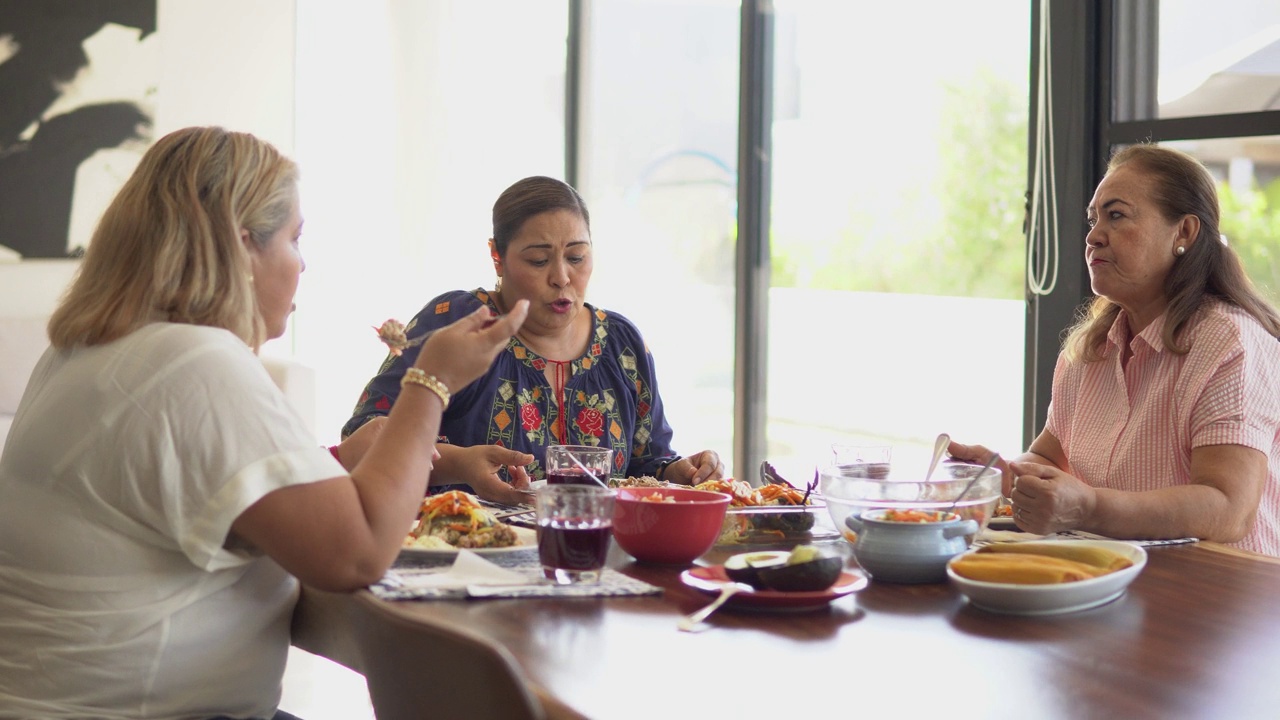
[534,484,616,584]
[544,445,613,487]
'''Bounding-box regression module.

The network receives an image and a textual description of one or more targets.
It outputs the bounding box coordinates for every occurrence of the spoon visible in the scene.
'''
[947,452,1000,514]
[924,432,951,482]
[678,581,750,632]
[564,453,612,490]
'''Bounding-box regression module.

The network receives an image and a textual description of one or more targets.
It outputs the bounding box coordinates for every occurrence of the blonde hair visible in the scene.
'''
[1062,144,1280,363]
[49,127,298,351]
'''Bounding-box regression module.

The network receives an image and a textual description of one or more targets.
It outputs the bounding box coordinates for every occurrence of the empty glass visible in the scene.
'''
[831,444,892,479]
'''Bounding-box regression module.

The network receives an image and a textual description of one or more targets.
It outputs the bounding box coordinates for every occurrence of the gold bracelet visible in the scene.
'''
[400,368,450,411]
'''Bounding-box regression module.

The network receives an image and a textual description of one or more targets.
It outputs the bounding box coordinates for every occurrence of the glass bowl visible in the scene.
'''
[820,461,1002,547]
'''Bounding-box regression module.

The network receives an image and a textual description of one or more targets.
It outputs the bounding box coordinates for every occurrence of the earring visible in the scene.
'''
[495,276,503,293]
[1174,246,1186,256]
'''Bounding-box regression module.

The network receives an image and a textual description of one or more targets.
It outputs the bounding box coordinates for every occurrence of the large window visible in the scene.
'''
[293,1,568,442]
[1027,0,1280,439]
[1151,1,1280,303]
[764,1,1031,479]
[577,0,740,468]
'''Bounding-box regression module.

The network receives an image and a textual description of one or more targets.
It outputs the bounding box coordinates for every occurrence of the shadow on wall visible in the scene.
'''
[0,0,155,259]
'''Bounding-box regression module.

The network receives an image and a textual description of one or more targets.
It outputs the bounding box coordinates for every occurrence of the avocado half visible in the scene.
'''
[723,551,790,589]
[724,546,843,592]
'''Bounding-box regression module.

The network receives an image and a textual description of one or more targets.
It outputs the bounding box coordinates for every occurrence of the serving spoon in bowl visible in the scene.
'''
[924,432,951,482]
[947,452,1001,514]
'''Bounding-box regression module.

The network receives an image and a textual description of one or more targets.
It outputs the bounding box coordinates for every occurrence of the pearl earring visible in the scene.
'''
[1174,246,1186,257]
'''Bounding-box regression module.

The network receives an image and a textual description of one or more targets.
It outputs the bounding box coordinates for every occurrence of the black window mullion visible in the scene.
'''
[1024,0,1103,447]
[564,0,583,186]
[1109,112,1280,145]
[735,0,772,482]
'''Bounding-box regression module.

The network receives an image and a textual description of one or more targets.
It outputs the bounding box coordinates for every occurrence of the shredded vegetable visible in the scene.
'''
[878,509,957,523]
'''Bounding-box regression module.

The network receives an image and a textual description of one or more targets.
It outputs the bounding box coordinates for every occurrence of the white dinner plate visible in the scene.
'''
[947,540,1147,616]
[399,526,538,560]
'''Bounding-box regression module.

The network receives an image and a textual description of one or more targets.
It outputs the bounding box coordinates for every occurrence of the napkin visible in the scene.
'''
[393,549,537,591]
[373,551,665,601]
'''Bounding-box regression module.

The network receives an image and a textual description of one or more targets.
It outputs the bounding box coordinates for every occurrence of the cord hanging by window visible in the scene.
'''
[1027,0,1060,297]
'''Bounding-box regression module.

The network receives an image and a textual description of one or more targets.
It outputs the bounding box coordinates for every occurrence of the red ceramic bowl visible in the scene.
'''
[612,487,732,565]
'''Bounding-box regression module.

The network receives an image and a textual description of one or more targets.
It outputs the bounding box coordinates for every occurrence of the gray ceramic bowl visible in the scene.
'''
[845,509,978,583]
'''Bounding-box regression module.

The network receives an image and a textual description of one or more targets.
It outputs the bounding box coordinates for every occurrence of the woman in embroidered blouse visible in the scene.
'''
[343,176,724,500]
[950,144,1280,556]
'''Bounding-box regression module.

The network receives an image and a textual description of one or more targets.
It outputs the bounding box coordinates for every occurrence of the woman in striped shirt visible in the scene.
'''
[952,144,1280,556]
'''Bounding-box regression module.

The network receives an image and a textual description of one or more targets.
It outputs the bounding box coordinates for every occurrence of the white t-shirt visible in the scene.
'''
[0,323,344,719]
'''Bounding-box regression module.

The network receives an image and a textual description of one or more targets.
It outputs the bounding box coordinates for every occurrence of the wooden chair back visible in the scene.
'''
[351,592,546,720]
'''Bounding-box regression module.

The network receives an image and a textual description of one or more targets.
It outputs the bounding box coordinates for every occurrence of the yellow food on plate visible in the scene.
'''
[978,542,1134,571]
[406,490,519,549]
[949,553,1109,584]
[403,535,452,550]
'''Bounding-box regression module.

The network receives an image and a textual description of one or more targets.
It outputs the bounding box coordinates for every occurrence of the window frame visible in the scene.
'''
[1028,0,1280,448]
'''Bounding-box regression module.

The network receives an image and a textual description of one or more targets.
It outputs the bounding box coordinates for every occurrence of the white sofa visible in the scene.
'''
[0,260,317,453]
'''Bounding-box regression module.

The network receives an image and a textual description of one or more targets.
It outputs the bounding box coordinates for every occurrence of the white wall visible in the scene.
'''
[292,0,566,443]
[154,0,296,151]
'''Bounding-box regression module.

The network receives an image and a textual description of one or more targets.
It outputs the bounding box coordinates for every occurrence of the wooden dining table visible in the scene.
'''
[292,529,1280,720]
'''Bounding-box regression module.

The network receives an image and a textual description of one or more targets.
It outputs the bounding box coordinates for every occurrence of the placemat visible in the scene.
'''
[372,551,664,601]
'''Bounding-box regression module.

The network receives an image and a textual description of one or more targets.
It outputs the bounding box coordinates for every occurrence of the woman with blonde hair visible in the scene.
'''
[951,143,1280,556]
[0,126,527,718]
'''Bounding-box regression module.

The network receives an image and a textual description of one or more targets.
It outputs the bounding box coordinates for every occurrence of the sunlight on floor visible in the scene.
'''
[280,647,375,720]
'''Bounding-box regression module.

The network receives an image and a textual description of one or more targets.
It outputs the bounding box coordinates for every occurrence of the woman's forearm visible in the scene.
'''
[1087,484,1243,542]
[426,443,464,485]
[342,385,444,574]
[1085,444,1266,542]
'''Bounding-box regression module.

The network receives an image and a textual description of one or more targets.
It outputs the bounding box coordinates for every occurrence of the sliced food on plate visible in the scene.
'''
[950,542,1134,584]
[694,478,818,543]
[404,490,520,550]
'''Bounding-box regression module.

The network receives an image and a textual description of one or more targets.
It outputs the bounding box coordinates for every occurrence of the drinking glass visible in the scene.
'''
[544,444,613,486]
[831,444,893,479]
[534,484,616,584]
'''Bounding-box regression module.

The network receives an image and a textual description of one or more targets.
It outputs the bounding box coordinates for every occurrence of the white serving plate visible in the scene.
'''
[947,540,1147,616]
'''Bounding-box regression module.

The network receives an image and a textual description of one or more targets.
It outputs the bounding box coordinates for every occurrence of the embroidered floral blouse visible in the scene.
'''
[342,289,678,482]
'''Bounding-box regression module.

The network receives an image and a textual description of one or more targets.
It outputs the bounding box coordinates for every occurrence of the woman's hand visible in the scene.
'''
[663,450,725,485]
[415,300,528,393]
[946,440,1011,496]
[1008,460,1097,534]
[433,444,535,505]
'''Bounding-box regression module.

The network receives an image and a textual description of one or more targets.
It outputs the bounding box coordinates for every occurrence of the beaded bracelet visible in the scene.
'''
[401,368,451,411]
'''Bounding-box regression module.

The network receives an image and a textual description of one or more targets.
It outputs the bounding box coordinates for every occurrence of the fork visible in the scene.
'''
[677,582,750,632]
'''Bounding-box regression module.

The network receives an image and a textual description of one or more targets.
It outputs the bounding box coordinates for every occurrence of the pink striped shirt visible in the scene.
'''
[1046,300,1280,556]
